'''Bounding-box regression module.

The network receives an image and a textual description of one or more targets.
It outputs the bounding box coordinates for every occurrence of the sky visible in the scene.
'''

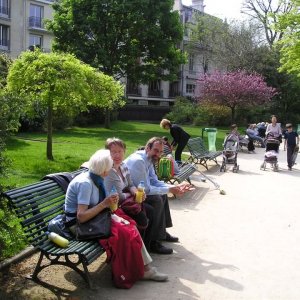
[182,0,246,21]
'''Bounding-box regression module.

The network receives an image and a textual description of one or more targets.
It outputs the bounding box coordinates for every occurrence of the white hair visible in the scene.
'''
[88,149,113,175]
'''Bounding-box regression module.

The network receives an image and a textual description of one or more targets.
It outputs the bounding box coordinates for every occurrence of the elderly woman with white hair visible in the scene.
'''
[64,149,167,288]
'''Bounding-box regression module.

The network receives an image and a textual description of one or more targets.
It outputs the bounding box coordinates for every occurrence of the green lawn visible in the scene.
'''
[1,121,228,188]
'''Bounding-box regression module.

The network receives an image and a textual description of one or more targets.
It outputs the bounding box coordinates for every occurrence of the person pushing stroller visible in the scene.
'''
[261,115,282,171]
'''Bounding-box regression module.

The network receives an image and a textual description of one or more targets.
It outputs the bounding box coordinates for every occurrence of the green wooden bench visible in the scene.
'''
[187,137,222,170]
[163,162,198,185]
[2,170,105,288]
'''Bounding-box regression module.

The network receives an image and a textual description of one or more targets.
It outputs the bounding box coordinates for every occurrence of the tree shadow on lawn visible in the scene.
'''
[5,137,31,150]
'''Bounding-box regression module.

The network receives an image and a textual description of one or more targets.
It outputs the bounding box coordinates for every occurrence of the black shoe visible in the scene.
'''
[165,232,179,243]
[150,241,173,255]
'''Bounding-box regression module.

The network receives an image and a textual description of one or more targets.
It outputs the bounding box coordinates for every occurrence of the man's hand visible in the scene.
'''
[169,186,185,195]
[178,182,195,192]
[169,183,195,195]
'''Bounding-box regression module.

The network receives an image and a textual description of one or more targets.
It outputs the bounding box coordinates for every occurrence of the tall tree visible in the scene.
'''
[242,0,293,47]
[188,13,226,73]
[48,0,186,127]
[277,0,300,76]
[189,15,266,72]
[196,71,277,122]
[7,50,124,160]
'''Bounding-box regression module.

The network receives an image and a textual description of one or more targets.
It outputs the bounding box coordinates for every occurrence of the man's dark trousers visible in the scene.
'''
[145,194,172,241]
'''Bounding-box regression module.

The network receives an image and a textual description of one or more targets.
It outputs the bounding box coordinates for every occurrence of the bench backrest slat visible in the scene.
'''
[187,137,209,156]
[5,180,59,199]
[3,180,66,246]
[17,191,64,218]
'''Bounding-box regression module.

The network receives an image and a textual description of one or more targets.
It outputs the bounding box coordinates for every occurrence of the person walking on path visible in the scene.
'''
[284,123,299,170]
[266,115,282,139]
[160,119,190,164]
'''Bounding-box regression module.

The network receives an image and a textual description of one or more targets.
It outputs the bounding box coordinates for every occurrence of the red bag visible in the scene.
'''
[99,211,144,289]
[120,196,142,215]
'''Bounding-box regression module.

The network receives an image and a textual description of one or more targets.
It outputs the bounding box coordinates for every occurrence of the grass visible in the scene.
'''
[1,121,228,188]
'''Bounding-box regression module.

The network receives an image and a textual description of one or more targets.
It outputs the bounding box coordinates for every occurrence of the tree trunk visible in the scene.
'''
[104,108,110,129]
[47,99,54,161]
[230,107,236,124]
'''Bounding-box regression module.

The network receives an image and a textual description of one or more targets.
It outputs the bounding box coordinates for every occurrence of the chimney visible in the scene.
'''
[191,0,204,12]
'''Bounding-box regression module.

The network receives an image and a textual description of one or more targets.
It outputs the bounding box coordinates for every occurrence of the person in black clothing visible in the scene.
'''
[284,123,299,170]
[160,119,190,163]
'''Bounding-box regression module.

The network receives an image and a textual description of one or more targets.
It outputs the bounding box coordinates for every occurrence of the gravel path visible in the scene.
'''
[1,144,299,300]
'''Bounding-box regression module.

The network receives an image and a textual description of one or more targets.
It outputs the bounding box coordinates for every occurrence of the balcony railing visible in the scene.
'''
[126,87,141,96]
[28,16,44,29]
[169,90,181,98]
[148,89,162,97]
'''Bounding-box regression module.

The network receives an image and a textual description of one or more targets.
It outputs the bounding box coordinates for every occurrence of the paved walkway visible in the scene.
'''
[2,145,300,299]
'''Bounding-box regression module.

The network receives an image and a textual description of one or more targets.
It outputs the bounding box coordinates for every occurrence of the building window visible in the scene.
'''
[0,24,9,49]
[148,80,161,97]
[169,81,180,98]
[126,79,140,96]
[29,4,44,28]
[184,10,192,23]
[0,0,9,16]
[186,84,195,94]
[189,54,194,72]
[29,34,43,49]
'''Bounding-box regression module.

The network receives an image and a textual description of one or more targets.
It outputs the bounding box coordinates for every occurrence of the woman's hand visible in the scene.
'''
[102,194,119,207]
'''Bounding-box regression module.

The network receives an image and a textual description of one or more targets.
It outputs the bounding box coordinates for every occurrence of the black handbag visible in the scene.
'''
[76,208,111,241]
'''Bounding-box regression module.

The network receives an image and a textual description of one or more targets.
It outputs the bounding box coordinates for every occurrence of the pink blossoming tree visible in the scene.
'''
[196,70,277,123]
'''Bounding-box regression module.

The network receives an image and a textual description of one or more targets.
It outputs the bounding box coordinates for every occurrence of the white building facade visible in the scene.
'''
[0,0,54,58]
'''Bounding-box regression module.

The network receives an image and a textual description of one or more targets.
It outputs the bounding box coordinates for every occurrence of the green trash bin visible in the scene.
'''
[202,128,217,151]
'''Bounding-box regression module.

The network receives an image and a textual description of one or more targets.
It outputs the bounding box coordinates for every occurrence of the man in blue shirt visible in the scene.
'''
[284,123,299,170]
[125,137,191,255]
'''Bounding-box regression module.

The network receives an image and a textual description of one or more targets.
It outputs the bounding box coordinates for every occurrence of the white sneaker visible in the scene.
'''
[143,267,168,282]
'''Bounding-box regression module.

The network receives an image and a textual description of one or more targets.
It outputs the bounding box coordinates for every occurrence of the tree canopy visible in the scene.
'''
[48,0,185,83]
[196,70,277,122]
[277,0,300,76]
[242,0,293,47]
[189,15,267,72]
[7,50,124,160]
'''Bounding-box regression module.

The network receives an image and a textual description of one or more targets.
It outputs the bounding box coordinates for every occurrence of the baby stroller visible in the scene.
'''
[260,133,280,171]
[220,134,239,172]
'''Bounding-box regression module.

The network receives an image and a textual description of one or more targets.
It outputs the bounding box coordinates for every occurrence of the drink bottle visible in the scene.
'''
[47,231,69,248]
[109,185,118,212]
[135,181,145,203]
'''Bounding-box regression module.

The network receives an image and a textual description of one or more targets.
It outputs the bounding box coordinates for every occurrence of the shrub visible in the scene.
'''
[166,96,231,126]
[0,194,27,260]
[194,101,231,126]
[165,97,195,123]
[0,140,27,260]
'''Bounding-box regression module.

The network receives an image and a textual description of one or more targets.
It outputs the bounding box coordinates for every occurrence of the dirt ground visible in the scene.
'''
[1,144,300,300]
[0,252,110,300]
